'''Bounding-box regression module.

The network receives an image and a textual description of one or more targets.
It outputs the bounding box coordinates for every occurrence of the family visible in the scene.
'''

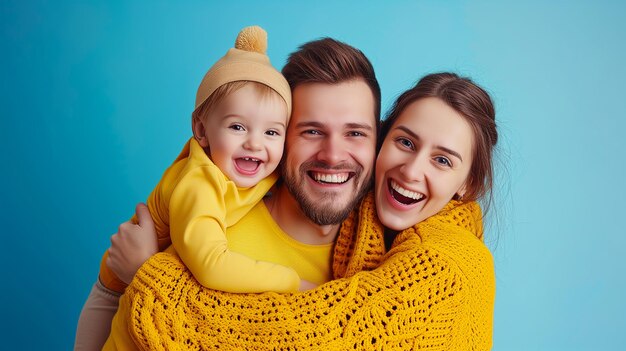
[75,25,498,350]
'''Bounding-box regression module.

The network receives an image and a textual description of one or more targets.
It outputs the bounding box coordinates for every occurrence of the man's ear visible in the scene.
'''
[192,117,209,148]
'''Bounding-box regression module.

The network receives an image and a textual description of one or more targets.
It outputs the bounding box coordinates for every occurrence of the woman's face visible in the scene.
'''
[375,97,474,231]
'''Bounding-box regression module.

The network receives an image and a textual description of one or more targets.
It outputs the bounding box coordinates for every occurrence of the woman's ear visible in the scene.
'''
[455,183,468,201]
[192,117,209,148]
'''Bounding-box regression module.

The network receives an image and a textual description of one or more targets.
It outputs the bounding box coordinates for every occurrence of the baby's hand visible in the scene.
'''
[299,279,318,291]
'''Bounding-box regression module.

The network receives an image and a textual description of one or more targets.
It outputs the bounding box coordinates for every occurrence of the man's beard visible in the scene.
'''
[282,160,372,225]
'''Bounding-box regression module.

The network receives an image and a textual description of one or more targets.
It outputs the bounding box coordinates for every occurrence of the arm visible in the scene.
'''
[169,166,300,293]
[122,200,495,350]
[106,203,159,284]
[99,208,157,293]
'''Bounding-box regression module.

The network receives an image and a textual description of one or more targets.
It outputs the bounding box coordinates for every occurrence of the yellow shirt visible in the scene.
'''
[100,138,300,293]
[103,200,334,351]
[226,200,334,285]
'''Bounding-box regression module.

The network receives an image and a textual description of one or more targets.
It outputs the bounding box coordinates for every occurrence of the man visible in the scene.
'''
[264,37,381,245]
[77,37,381,350]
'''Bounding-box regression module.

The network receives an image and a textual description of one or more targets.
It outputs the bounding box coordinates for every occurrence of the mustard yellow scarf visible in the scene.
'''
[122,193,494,350]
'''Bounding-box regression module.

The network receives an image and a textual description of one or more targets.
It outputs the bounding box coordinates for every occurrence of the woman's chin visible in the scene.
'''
[377,207,418,231]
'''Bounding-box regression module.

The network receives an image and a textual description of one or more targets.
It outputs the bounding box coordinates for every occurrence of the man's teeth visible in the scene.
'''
[391,180,424,200]
[313,173,348,184]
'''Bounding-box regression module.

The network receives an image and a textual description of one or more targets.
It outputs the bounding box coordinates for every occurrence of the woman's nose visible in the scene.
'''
[400,155,426,182]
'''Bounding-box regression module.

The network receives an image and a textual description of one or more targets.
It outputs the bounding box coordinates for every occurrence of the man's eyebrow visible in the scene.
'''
[394,125,463,162]
[294,121,323,128]
[294,121,373,131]
[346,123,373,131]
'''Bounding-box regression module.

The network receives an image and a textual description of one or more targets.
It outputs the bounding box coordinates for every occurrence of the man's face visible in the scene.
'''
[282,79,377,225]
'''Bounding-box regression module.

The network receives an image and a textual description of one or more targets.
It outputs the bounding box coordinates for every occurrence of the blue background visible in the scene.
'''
[2,1,625,349]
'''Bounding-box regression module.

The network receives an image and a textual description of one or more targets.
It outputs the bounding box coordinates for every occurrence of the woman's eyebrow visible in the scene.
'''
[395,125,463,162]
[436,145,463,162]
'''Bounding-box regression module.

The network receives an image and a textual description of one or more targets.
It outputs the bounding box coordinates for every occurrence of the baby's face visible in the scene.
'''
[198,83,288,188]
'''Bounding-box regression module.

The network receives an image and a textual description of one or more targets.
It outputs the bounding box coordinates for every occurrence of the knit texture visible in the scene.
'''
[235,26,267,54]
[194,25,291,115]
[121,192,495,350]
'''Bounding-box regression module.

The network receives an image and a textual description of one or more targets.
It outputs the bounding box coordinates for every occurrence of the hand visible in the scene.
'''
[299,279,318,291]
[106,203,159,284]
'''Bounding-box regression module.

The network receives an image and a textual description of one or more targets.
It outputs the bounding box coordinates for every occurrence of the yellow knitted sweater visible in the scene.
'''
[121,193,495,350]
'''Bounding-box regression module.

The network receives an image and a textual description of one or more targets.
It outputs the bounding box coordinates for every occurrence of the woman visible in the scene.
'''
[107,72,498,350]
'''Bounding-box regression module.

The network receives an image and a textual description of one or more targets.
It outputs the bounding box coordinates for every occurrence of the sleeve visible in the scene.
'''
[131,179,172,251]
[169,165,300,293]
[123,210,495,350]
[99,174,171,294]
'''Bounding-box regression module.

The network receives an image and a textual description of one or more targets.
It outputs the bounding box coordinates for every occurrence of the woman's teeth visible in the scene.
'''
[391,180,424,201]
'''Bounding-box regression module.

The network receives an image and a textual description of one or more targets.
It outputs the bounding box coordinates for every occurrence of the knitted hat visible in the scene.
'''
[194,26,291,117]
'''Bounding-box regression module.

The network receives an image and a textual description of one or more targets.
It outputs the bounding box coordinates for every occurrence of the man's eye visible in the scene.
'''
[396,137,414,150]
[304,129,322,135]
[347,131,365,137]
[434,156,452,167]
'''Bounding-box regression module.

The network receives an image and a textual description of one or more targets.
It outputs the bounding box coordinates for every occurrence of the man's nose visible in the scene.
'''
[317,134,348,165]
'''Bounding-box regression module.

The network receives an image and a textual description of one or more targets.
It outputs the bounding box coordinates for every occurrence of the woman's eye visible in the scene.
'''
[434,156,452,167]
[396,137,414,150]
[229,124,245,131]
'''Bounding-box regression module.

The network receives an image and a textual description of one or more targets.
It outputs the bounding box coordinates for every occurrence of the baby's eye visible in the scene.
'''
[229,124,245,131]
[396,137,414,150]
[265,129,280,136]
[434,156,452,167]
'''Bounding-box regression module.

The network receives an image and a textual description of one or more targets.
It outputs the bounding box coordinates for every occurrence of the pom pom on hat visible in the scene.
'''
[194,25,291,117]
[235,26,267,54]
